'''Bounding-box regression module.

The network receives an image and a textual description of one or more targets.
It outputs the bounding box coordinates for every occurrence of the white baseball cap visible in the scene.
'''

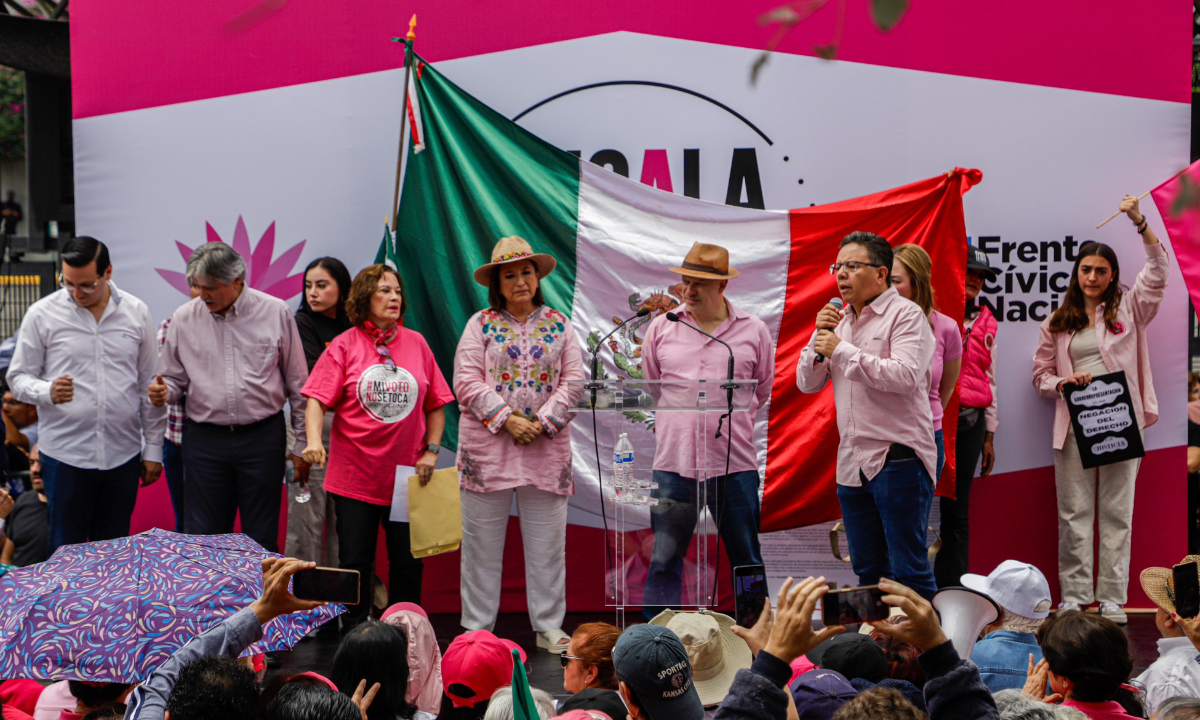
[960,560,1053,620]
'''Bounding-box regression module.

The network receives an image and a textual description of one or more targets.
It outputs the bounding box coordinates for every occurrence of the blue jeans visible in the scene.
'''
[41,452,142,556]
[935,429,945,481]
[162,439,186,532]
[837,457,937,599]
[643,470,763,618]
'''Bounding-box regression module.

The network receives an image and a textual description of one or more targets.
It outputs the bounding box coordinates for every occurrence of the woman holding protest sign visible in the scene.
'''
[1031,194,1167,624]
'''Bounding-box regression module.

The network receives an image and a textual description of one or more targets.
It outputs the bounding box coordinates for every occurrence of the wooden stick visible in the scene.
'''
[1096,189,1151,229]
[390,15,417,234]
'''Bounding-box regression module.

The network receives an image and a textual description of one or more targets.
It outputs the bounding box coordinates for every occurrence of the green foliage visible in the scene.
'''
[0,67,24,161]
[752,0,911,84]
[870,0,910,32]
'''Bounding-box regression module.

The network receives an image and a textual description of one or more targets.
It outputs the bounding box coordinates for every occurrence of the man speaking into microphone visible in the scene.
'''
[796,232,938,599]
[640,242,773,617]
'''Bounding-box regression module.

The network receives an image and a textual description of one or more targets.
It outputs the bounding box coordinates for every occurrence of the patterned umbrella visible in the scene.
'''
[0,528,343,682]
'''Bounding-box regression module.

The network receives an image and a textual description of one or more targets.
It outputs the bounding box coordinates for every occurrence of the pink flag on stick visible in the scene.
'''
[1150,159,1200,310]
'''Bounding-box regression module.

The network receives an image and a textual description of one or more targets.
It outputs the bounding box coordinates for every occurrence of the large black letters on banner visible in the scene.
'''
[1064,370,1145,469]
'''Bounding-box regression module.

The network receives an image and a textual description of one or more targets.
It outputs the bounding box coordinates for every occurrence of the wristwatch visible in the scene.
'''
[425,444,441,455]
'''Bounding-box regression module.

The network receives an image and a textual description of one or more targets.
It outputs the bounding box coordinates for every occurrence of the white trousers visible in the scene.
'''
[1053,430,1139,605]
[460,486,568,633]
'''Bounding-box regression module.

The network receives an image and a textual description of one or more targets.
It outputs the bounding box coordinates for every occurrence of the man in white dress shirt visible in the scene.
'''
[7,237,165,554]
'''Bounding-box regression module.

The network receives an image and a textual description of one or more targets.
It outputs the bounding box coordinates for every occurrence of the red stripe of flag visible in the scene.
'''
[763,169,981,532]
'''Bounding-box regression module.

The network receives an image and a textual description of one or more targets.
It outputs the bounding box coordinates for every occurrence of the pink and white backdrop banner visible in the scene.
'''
[69,0,1192,610]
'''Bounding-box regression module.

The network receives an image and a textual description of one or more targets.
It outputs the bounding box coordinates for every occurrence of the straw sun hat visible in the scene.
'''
[1140,555,1200,614]
[669,242,740,281]
[472,236,557,286]
[649,609,752,706]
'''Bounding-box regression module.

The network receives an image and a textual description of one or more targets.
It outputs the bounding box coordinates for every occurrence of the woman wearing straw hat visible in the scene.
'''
[453,236,585,653]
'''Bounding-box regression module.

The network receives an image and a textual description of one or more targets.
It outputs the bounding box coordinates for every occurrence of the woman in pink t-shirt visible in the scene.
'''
[891,244,963,481]
[452,236,584,653]
[301,264,455,626]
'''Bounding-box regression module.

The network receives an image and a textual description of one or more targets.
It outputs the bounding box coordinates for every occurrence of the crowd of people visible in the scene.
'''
[0,193,1191,720]
[1,555,1197,720]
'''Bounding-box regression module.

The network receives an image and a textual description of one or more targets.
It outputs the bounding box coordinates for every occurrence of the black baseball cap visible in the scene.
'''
[559,689,629,720]
[806,633,887,684]
[612,624,704,720]
[967,245,999,282]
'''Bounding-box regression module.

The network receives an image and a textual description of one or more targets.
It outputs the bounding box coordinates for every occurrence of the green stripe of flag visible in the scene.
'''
[392,52,582,449]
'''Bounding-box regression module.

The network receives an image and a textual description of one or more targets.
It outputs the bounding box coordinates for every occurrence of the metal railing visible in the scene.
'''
[0,274,43,338]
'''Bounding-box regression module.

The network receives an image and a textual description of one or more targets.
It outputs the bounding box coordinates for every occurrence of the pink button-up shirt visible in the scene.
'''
[1032,241,1167,450]
[641,300,774,479]
[157,287,308,455]
[453,306,585,495]
[796,286,937,486]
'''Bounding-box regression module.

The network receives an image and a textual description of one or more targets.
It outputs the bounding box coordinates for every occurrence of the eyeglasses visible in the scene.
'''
[559,653,586,669]
[375,345,396,372]
[60,278,103,294]
[829,261,884,275]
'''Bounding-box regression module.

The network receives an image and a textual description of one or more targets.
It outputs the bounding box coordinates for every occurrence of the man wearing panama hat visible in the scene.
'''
[1131,557,1200,716]
[640,242,774,618]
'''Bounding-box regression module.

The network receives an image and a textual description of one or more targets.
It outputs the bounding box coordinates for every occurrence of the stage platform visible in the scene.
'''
[273,612,1164,701]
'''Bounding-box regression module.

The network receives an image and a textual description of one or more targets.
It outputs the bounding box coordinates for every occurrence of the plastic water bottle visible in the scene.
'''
[286,459,311,504]
[613,433,635,491]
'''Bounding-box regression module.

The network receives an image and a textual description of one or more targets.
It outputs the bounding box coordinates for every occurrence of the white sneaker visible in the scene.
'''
[1099,602,1127,625]
[1057,601,1083,613]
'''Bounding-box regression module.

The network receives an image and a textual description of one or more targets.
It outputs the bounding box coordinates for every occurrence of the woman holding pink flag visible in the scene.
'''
[1032,194,1168,624]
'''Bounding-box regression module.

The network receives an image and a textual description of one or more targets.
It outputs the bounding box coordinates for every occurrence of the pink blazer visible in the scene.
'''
[1031,242,1168,450]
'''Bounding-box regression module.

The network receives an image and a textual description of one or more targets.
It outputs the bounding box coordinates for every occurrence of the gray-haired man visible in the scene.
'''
[150,243,309,550]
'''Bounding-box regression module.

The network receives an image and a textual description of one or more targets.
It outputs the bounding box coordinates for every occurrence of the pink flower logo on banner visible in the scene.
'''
[156,216,306,300]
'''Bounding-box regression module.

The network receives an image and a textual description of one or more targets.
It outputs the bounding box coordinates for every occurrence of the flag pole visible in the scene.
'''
[1095,165,1191,228]
[390,15,417,234]
[1096,189,1152,229]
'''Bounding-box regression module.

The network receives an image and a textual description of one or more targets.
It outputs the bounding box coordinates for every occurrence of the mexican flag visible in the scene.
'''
[393,50,978,532]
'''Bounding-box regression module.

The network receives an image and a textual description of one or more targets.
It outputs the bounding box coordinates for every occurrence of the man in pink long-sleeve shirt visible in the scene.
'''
[796,232,938,599]
[150,243,309,552]
[641,242,774,618]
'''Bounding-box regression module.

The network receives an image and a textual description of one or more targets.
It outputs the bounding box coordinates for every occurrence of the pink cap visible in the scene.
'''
[288,672,339,692]
[381,602,429,622]
[441,630,526,708]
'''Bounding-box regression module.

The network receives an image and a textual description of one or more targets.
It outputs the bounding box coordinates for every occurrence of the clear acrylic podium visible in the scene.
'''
[567,379,758,627]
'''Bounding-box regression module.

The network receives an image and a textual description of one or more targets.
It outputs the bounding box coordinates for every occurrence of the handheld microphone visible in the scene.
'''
[590,308,650,382]
[815,297,844,363]
[665,311,737,437]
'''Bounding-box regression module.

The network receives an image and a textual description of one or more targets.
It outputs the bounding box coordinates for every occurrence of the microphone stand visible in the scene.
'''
[588,308,649,625]
[588,309,650,409]
[665,312,738,607]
